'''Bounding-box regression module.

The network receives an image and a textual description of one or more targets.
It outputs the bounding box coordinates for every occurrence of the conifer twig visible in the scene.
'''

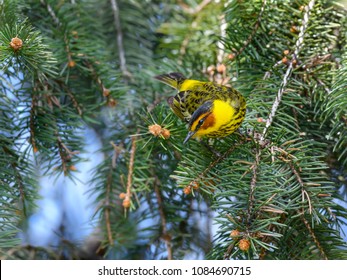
[2,147,26,213]
[261,0,315,141]
[105,170,114,245]
[289,163,312,215]
[104,141,123,246]
[29,96,38,152]
[40,0,61,26]
[154,180,173,260]
[110,0,131,79]
[56,135,79,174]
[83,61,114,104]
[232,0,267,59]
[300,213,328,260]
[126,135,137,202]
[66,87,83,116]
[248,147,260,224]
[187,138,246,191]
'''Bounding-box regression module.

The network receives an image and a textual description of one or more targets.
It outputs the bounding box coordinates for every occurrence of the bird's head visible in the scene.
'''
[183,101,215,144]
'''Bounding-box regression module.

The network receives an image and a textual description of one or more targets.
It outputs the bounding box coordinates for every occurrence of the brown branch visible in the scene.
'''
[56,135,79,175]
[154,181,173,260]
[104,142,123,245]
[126,136,137,200]
[248,146,260,224]
[66,87,83,116]
[105,169,115,243]
[56,137,67,174]
[83,61,114,105]
[110,141,123,169]
[300,213,328,260]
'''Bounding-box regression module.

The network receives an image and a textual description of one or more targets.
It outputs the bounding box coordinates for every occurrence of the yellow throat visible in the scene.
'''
[192,99,234,137]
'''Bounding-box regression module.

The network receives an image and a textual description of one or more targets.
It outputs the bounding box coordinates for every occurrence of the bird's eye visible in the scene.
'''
[198,119,204,126]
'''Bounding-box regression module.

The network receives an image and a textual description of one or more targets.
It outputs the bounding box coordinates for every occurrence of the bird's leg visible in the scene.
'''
[200,140,222,158]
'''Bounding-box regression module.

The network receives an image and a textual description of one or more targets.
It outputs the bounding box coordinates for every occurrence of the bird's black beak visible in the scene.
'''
[183,131,195,144]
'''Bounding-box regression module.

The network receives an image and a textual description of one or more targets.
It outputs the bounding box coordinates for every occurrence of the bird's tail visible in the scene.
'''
[154,72,186,90]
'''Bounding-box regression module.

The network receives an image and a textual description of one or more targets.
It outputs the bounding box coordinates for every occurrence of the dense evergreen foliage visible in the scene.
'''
[0,0,346,259]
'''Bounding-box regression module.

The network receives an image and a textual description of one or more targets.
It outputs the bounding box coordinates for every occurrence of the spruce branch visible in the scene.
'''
[289,162,312,215]
[83,61,113,104]
[124,135,137,208]
[29,96,38,153]
[39,0,75,67]
[103,141,123,246]
[105,167,114,246]
[2,147,26,214]
[261,0,315,141]
[110,0,131,79]
[248,146,260,224]
[186,138,246,193]
[300,214,328,260]
[65,87,83,116]
[63,34,74,67]
[111,141,123,169]
[154,180,173,260]
[56,134,80,175]
[40,0,61,27]
[232,0,267,60]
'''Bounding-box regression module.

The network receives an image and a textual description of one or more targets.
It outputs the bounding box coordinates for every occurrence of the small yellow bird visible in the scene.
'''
[155,72,246,143]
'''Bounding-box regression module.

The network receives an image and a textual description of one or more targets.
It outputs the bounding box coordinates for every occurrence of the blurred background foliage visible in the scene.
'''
[0,0,346,259]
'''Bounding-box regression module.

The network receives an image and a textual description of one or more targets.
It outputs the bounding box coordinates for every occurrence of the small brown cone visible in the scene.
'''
[10,37,23,51]
[183,186,192,195]
[282,57,288,64]
[122,198,131,208]
[230,229,240,239]
[148,124,162,137]
[238,238,250,251]
[217,64,226,73]
[228,53,235,60]
[69,165,77,171]
[190,181,199,190]
[103,88,111,97]
[68,60,76,68]
[161,128,171,139]
[119,192,126,200]
[107,98,117,107]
